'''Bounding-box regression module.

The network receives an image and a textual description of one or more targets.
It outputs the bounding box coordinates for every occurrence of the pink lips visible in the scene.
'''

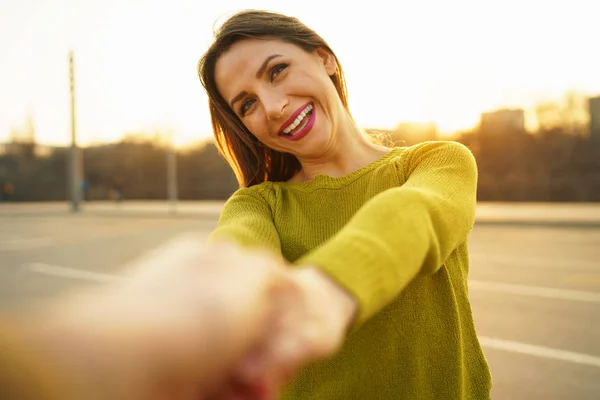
[278,102,315,141]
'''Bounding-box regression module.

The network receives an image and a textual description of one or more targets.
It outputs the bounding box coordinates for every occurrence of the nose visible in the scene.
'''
[262,91,288,121]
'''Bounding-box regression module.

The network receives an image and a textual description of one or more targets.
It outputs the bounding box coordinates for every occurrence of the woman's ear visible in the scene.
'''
[315,48,337,76]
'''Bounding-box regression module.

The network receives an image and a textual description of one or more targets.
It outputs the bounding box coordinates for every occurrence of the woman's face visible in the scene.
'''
[215,38,343,157]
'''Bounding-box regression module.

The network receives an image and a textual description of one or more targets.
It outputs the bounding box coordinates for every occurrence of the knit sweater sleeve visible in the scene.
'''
[296,141,478,327]
[208,185,282,254]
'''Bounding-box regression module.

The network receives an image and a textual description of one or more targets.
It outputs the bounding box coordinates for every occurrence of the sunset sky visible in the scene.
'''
[1,0,598,147]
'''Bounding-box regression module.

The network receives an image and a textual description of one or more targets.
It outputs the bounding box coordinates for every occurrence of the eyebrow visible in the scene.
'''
[229,54,283,110]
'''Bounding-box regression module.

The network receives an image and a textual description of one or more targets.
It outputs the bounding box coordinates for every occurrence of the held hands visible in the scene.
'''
[121,237,358,399]
[211,266,358,400]
[28,237,290,400]
[25,236,356,400]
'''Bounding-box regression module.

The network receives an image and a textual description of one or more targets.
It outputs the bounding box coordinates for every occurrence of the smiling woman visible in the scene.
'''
[213,38,344,162]
[196,9,492,400]
[198,11,353,187]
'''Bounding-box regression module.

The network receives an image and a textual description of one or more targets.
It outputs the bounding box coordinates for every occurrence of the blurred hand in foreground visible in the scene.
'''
[5,236,357,400]
[13,236,291,400]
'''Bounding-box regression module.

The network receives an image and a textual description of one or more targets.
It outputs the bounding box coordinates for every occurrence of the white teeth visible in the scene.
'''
[282,104,313,135]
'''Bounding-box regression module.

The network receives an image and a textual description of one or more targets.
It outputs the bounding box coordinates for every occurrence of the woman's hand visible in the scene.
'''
[215,266,358,399]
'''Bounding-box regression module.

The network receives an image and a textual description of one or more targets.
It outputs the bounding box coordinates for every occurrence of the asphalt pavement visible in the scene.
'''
[1,202,599,399]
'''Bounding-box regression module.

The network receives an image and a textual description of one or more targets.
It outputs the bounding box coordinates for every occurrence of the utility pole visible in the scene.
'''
[69,51,82,212]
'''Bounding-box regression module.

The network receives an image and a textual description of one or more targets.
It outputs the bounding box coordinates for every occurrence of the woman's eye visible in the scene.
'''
[240,98,256,116]
[270,63,288,81]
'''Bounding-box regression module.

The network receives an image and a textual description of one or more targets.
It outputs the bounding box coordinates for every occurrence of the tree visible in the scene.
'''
[560,91,589,136]
[535,91,589,135]
[8,113,36,157]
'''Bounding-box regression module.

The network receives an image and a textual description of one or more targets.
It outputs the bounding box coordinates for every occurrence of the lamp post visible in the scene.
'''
[68,51,82,212]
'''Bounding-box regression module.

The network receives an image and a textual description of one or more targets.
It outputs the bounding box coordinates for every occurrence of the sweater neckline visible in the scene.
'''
[274,147,403,190]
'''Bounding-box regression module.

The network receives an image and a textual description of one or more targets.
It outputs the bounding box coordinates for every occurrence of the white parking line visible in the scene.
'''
[0,237,53,251]
[469,253,599,269]
[479,337,600,368]
[23,265,600,368]
[24,263,124,283]
[469,280,600,303]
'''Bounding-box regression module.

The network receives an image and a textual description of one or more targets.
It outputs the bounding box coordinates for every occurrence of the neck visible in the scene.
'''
[293,117,391,182]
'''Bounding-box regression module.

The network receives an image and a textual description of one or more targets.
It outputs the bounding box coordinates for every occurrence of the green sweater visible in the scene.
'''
[210,140,492,399]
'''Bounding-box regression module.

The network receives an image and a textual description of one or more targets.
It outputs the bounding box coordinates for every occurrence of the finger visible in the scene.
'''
[205,377,271,400]
[237,339,303,390]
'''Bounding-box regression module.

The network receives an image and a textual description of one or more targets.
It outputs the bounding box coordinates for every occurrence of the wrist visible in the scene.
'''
[295,266,358,332]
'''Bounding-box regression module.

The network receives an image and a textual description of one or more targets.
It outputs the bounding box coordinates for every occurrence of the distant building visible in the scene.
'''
[588,96,600,140]
[0,142,57,157]
[479,108,526,135]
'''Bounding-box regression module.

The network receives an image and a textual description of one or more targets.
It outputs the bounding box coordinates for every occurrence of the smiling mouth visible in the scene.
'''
[280,103,314,136]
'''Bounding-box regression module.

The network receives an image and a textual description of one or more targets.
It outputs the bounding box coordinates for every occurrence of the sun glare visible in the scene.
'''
[0,1,598,147]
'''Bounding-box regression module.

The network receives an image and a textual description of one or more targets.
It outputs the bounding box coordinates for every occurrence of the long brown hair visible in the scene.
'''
[198,10,350,187]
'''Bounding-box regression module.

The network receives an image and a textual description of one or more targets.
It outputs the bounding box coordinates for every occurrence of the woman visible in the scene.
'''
[198,9,492,399]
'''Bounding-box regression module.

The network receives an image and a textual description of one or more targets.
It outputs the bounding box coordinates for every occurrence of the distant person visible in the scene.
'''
[81,179,90,201]
[111,178,124,202]
[2,181,14,201]
[195,9,492,399]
